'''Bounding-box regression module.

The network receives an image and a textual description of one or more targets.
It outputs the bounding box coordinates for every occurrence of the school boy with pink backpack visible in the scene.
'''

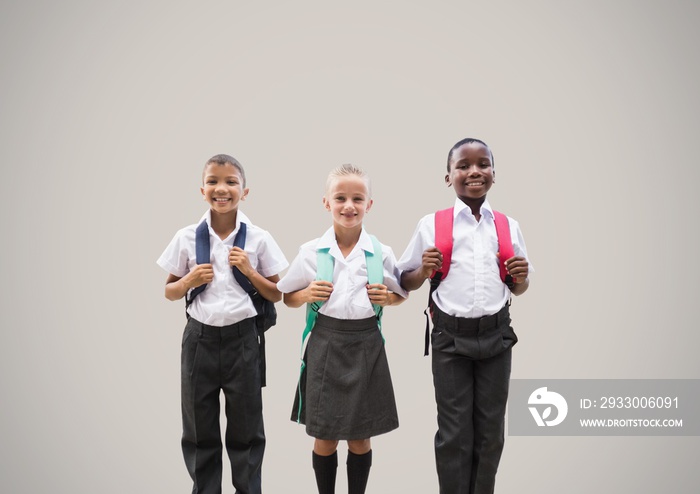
[398,138,532,494]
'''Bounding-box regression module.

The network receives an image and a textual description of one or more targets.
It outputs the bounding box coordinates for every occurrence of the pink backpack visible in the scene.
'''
[423,207,515,355]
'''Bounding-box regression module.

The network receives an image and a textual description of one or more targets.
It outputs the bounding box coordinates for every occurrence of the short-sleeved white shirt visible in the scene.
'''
[277,227,407,320]
[157,210,289,326]
[397,199,532,319]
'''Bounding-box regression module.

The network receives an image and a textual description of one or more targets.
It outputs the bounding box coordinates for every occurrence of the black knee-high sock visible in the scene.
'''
[313,451,338,494]
[347,450,372,494]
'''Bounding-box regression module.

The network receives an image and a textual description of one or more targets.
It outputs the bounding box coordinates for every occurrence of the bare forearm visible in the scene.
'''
[283,290,306,308]
[510,277,529,296]
[401,269,429,292]
[386,292,406,306]
[165,275,189,301]
[165,265,214,302]
[247,272,282,302]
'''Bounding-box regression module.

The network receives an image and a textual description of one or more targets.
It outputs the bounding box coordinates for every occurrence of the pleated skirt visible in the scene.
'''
[291,313,399,440]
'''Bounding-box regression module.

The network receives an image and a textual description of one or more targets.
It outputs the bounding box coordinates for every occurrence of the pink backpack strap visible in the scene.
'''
[424,207,453,356]
[432,207,454,281]
[493,210,515,283]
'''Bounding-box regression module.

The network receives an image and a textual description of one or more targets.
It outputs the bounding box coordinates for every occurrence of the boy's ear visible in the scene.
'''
[322,196,330,211]
[445,174,452,187]
[366,198,374,212]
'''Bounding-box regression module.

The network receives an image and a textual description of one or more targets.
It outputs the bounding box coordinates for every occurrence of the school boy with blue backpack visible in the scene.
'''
[398,138,532,494]
[157,154,288,494]
[277,164,406,494]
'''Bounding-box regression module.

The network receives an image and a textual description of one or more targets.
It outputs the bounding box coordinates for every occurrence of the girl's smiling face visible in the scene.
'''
[324,175,372,231]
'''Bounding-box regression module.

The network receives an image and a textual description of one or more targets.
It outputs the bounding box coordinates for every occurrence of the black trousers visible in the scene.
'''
[181,317,265,494]
[430,304,516,494]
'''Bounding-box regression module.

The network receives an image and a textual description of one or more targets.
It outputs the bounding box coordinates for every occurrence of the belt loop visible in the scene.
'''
[501,303,508,321]
[450,311,459,332]
[445,309,455,332]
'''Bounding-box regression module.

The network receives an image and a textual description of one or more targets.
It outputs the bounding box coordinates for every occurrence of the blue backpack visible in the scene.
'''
[186,220,277,331]
[187,219,276,386]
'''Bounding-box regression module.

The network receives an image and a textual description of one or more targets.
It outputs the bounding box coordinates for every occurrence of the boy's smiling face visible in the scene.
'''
[323,175,372,231]
[446,141,494,205]
[201,162,248,215]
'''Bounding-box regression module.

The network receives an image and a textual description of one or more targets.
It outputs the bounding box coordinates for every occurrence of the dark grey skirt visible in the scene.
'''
[291,313,399,440]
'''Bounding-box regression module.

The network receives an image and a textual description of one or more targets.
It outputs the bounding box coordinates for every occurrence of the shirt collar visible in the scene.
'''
[317,226,375,260]
[453,198,494,220]
[199,209,252,242]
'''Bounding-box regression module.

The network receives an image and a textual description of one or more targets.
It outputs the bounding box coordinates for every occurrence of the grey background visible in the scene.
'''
[1,0,698,492]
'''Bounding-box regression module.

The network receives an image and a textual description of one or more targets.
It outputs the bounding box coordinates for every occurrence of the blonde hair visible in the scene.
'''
[325,164,372,197]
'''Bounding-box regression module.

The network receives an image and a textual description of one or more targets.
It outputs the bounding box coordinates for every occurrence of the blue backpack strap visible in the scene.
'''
[232,221,279,387]
[186,219,210,309]
[231,223,257,294]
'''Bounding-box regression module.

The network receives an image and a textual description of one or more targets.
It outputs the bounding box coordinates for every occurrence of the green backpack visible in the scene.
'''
[295,234,385,422]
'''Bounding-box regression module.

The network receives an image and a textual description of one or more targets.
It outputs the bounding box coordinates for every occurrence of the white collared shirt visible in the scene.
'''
[157,210,289,326]
[277,227,407,320]
[397,199,532,318]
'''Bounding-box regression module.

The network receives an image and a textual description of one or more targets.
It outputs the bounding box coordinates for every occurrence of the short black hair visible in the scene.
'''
[446,138,494,172]
[203,154,246,187]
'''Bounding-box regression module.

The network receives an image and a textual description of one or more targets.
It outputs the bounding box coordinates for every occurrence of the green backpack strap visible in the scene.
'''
[296,246,334,423]
[365,234,384,330]
[300,247,334,353]
[302,236,383,346]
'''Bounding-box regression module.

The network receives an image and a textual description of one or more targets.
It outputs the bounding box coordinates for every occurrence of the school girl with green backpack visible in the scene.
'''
[277,164,407,494]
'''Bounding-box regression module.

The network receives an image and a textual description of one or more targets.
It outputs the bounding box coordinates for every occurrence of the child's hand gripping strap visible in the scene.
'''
[432,208,454,283]
[185,220,211,310]
[365,234,385,332]
[295,245,334,423]
[300,247,334,357]
[230,222,255,293]
[492,211,516,286]
[423,208,453,356]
